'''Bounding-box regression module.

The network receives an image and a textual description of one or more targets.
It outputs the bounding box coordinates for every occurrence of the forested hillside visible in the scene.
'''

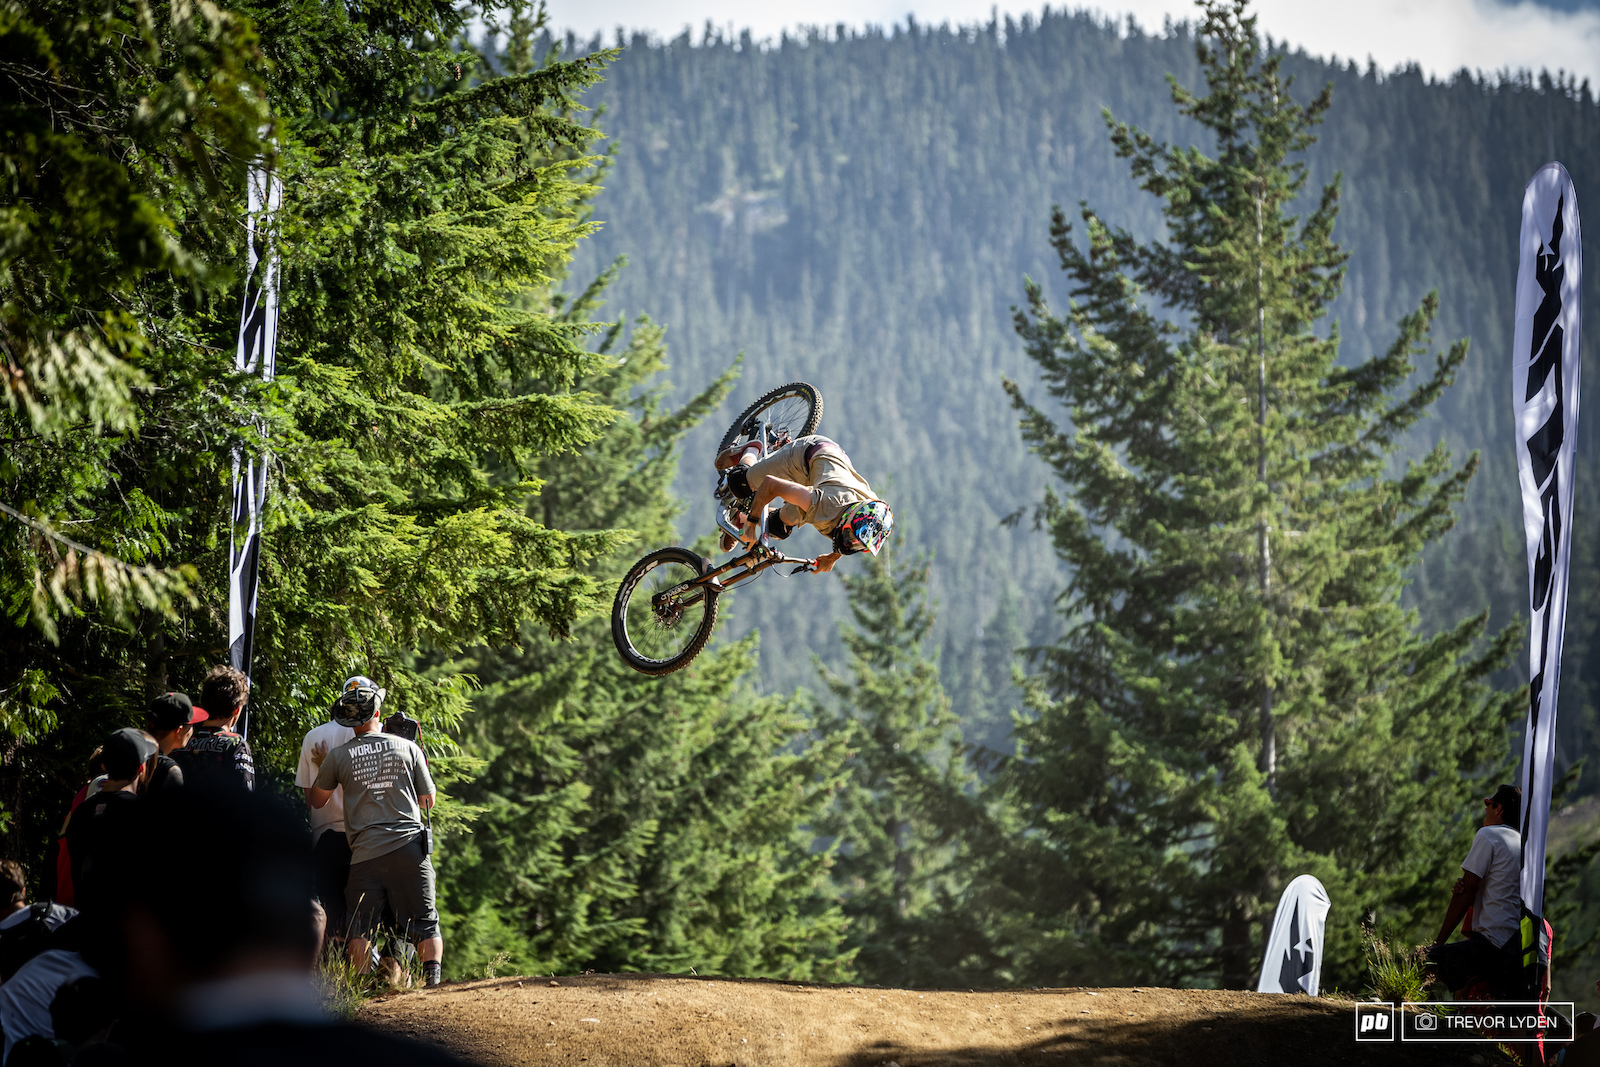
[561,11,1600,767]
[12,0,1600,1006]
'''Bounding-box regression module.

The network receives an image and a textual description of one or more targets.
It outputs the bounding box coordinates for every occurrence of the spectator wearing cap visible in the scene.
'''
[172,666,254,792]
[1428,783,1525,999]
[294,692,356,946]
[143,692,206,799]
[63,730,156,918]
[308,678,443,987]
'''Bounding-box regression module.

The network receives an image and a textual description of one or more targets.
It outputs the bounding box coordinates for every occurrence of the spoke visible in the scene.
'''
[623,559,705,663]
[754,393,811,444]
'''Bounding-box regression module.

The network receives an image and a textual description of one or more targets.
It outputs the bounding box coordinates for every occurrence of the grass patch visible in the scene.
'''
[1363,926,1432,1003]
[317,951,372,1020]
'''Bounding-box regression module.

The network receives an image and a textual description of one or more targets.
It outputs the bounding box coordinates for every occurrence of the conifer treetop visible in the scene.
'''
[1000,0,1519,989]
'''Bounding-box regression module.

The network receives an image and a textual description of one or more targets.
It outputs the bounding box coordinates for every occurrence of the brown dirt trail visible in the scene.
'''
[362,974,1492,1065]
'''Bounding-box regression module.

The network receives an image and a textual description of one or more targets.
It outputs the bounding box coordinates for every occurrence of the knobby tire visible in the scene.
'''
[717,383,823,454]
[612,547,720,675]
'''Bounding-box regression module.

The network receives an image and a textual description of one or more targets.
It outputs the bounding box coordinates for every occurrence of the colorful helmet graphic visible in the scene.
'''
[331,674,387,728]
[834,500,894,556]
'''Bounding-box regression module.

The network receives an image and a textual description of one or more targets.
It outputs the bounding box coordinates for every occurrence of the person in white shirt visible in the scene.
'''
[1428,783,1524,998]
[296,694,356,947]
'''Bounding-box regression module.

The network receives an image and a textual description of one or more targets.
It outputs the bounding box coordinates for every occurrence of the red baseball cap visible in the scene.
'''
[147,692,206,731]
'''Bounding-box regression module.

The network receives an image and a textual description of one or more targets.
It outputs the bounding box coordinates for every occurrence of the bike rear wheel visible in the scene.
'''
[717,382,823,454]
[612,547,720,675]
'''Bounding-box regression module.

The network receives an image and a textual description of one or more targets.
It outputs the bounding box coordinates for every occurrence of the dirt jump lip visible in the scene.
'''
[361,972,1475,1066]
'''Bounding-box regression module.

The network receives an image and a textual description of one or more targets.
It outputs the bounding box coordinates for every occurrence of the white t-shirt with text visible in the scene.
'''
[1462,823,1522,948]
[296,720,356,842]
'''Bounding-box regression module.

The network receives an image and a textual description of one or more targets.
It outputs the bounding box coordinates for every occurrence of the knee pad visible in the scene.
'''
[726,466,754,509]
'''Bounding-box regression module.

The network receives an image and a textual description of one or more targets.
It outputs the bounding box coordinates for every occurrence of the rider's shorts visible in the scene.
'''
[745,436,875,535]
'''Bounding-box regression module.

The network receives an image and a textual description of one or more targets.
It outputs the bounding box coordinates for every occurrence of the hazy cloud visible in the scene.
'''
[552,0,1599,85]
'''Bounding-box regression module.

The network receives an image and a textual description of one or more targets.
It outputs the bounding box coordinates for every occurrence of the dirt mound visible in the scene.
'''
[361,973,1489,1065]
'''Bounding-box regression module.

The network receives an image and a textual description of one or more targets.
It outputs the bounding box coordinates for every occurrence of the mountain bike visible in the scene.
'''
[612,382,823,676]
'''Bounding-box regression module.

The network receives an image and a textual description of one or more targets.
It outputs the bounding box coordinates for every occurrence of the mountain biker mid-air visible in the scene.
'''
[715,435,894,571]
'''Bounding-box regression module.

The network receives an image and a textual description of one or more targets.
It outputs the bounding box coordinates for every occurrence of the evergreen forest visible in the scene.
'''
[4,0,1600,1003]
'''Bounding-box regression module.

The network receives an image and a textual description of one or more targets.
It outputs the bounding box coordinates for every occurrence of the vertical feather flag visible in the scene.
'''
[229,162,282,736]
[1512,161,1582,996]
[1256,875,1330,996]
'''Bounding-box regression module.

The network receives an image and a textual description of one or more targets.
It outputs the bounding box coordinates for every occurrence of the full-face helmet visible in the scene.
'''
[832,500,894,556]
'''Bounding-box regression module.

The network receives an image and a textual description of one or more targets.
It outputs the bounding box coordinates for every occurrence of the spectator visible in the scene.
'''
[141,693,205,799]
[308,679,443,987]
[63,732,155,918]
[49,751,107,908]
[0,860,78,982]
[1428,783,1524,999]
[294,693,355,947]
[119,787,467,1067]
[171,667,253,792]
[0,940,96,1061]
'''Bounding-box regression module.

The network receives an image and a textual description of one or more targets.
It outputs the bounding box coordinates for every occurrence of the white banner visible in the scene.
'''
[1256,875,1330,996]
[229,161,282,733]
[1512,161,1582,937]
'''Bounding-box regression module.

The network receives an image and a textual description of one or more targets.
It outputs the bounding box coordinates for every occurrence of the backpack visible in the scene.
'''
[0,902,58,981]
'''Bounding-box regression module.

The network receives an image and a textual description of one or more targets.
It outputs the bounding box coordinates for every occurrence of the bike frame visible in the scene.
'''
[651,541,813,614]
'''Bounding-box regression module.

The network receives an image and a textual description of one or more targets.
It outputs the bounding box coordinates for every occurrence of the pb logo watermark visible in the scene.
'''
[1355,1003,1394,1041]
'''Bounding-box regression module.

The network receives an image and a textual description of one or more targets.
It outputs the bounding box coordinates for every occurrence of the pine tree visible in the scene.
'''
[1,1,625,862]
[818,547,982,987]
[1001,0,1520,988]
[0,1,269,754]
[438,275,854,981]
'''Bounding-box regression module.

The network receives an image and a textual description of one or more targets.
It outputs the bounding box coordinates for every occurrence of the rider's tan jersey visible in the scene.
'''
[745,435,875,534]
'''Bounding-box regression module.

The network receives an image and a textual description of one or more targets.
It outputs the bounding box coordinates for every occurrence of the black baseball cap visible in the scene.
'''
[146,692,205,732]
[103,728,158,779]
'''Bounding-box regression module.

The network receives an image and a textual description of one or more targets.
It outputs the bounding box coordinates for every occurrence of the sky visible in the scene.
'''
[551,0,1600,87]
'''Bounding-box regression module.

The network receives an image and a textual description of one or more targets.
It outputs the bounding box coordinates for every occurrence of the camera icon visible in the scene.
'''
[1416,1013,1438,1031]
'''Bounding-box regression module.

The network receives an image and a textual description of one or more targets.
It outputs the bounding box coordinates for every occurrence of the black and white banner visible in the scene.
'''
[229,161,282,732]
[1513,161,1582,975]
[1256,874,1329,996]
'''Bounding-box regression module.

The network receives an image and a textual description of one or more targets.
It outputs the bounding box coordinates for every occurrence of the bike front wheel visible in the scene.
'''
[612,547,721,675]
[718,382,823,454]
